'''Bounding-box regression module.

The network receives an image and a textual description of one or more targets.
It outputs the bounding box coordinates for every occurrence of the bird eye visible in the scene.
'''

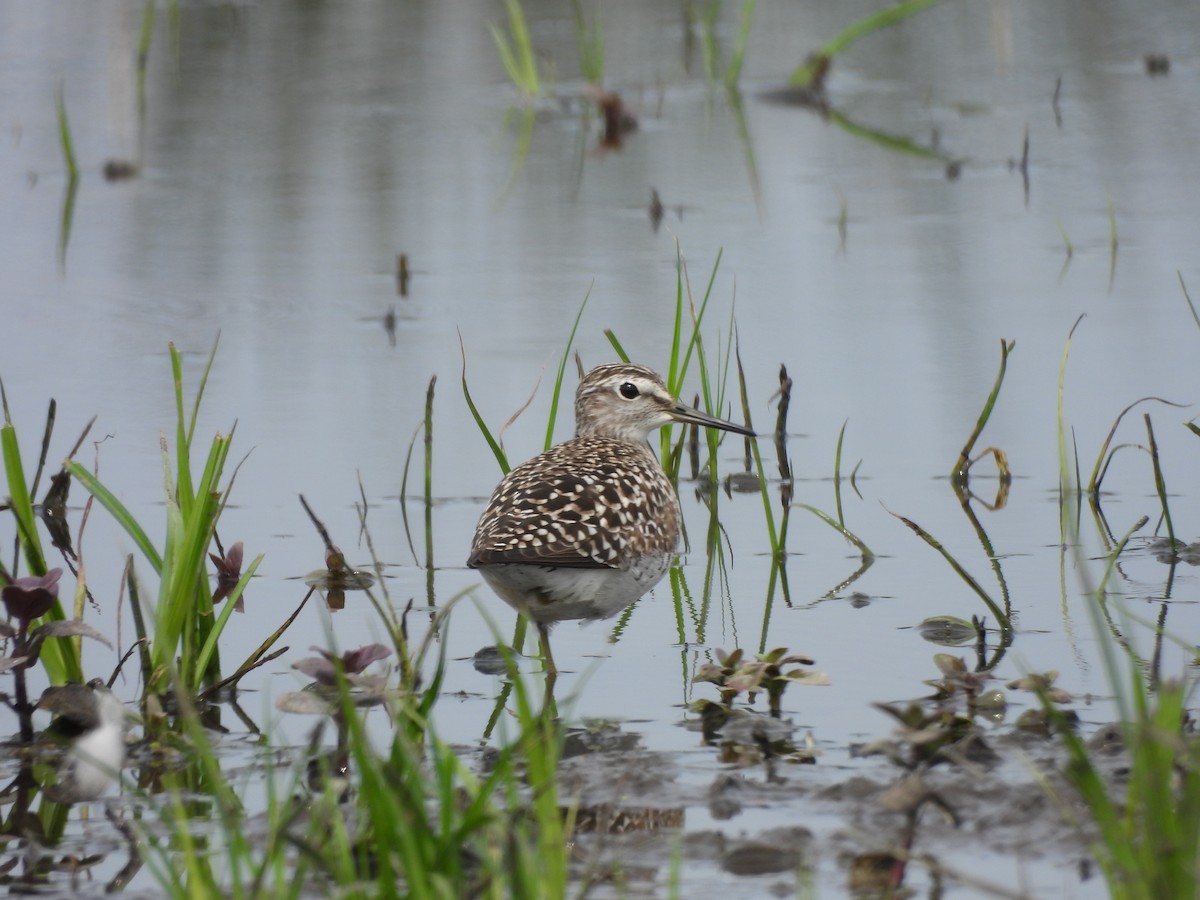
[619,382,639,399]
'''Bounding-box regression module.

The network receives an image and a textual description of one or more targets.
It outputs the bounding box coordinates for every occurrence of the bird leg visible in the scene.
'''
[537,622,557,677]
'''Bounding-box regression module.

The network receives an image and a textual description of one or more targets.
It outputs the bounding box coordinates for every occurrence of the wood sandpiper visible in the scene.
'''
[468,362,754,677]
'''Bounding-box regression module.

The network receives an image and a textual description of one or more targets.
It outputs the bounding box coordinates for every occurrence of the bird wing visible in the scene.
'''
[468,468,619,569]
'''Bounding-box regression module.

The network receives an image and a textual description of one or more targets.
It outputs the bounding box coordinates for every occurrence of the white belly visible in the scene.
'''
[478,553,672,625]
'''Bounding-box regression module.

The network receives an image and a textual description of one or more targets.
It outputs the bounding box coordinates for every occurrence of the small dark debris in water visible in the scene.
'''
[587,86,637,149]
[383,306,397,347]
[847,591,871,609]
[1005,126,1030,203]
[395,253,410,296]
[649,188,664,231]
[1144,54,1170,76]
[945,159,962,180]
[102,159,139,181]
[471,645,509,675]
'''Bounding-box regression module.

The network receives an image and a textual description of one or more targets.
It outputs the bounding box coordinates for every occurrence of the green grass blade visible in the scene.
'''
[65,460,163,572]
[789,0,943,88]
[2,416,81,683]
[192,552,262,685]
[951,338,1014,482]
[890,509,1008,632]
[1179,271,1200,331]
[459,333,509,475]
[55,82,78,181]
[1143,414,1174,545]
[543,285,592,451]
[725,0,755,88]
[796,503,873,558]
[2,422,47,576]
[603,328,631,363]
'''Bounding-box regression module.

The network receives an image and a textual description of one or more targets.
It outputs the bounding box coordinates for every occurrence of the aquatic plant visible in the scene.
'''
[788,0,944,91]
[950,338,1014,488]
[143,627,568,897]
[693,646,827,717]
[1049,675,1200,899]
[1046,317,1200,897]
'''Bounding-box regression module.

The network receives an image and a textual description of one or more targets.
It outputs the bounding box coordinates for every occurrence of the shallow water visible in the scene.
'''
[3,0,1200,894]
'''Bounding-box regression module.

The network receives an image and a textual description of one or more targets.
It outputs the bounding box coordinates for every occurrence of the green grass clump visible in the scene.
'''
[1051,320,1200,896]
[144,632,567,898]
[1050,673,1200,899]
[67,339,261,696]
